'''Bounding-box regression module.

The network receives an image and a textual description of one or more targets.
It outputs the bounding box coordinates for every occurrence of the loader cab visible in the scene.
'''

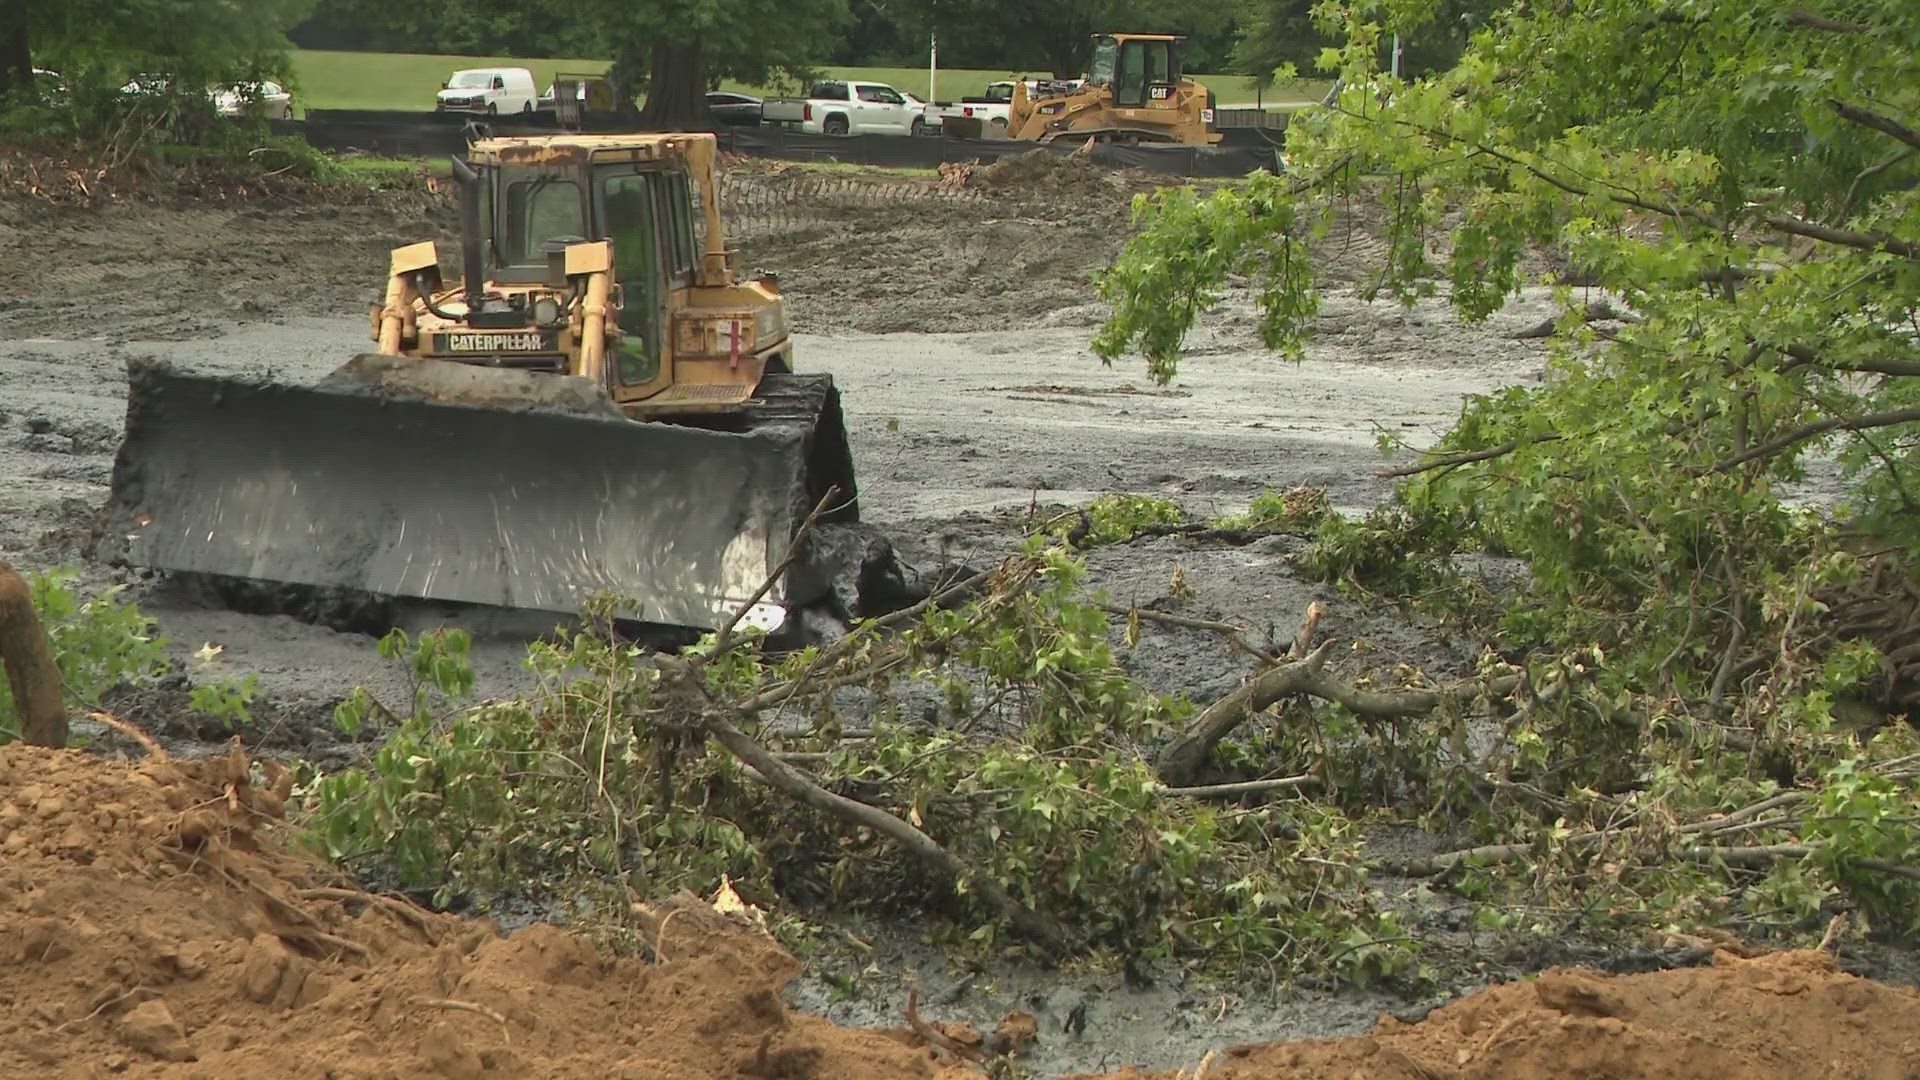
[1089,34,1186,109]
[469,145,701,390]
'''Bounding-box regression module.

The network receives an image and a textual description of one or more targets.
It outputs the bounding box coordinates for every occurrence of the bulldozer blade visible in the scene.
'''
[99,355,858,634]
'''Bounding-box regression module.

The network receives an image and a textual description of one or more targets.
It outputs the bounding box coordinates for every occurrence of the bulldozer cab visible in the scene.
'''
[383,133,790,417]
[475,144,693,386]
[1090,34,1186,109]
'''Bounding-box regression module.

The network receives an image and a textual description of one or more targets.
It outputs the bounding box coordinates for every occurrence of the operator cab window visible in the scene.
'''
[601,171,663,384]
[1090,38,1118,86]
[503,177,584,267]
[661,169,695,279]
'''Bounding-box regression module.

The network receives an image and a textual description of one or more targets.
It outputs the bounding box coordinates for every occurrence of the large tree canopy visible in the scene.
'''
[889,0,1236,81]
[14,0,312,92]
[1233,0,1494,85]
[573,0,851,126]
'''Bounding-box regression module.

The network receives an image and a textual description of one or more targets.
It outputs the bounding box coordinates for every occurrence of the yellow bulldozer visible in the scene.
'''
[1001,33,1220,146]
[102,131,860,636]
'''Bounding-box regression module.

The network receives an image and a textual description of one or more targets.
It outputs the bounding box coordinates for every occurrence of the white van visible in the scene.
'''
[435,67,538,115]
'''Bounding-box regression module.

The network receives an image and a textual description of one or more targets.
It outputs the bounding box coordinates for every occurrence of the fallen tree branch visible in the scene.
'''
[1784,10,1876,34]
[905,986,987,1063]
[86,710,166,759]
[1155,629,1524,785]
[0,559,67,747]
[410,997,511,1040]
[1828,100,1920,153]
[1099,603,1280,666]
[1779,342,1920,379]
[1763,213,1920,261]
[1706,406,1920,473]
[1375,433,1563,479]
[1511,300,1640,339]
[660,656,1066,954]
[1156,642,1334,785]
[1156,774,1321,799]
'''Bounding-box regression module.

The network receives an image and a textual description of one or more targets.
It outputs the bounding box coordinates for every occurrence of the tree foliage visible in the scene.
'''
[564,0,851,123]
[1092,0,1920,935]
[1098,0,1920,612]
[1233,0,1493,85]
[889,0,1238,80]
[22,0,311,87]
[288,0,592,58]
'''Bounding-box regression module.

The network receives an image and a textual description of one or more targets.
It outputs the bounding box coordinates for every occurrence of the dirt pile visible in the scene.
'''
[961,149,1133,198]
[0,743,977,1079]
[1093,950,1920,1079]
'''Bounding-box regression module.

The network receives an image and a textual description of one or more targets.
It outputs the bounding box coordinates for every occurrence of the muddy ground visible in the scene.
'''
[12,743,1920,1079]
[3,160,1890,1074]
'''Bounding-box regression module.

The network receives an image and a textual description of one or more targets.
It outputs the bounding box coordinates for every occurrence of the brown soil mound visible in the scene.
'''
[0,743,973,1079]
[1093,952,1920,1080]
[964,148,1133,197]
[6,742,1920,1079]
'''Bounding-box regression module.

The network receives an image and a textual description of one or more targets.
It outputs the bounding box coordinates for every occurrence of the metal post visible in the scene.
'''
[1392,34,1403,78]
[930,34,938,103]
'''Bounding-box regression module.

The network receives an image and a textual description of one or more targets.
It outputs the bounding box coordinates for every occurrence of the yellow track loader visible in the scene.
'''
[1000,33,1220,146]
[102,132,859,635]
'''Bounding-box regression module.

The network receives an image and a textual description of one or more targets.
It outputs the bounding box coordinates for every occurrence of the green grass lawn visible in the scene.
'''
[287,49,1327,114]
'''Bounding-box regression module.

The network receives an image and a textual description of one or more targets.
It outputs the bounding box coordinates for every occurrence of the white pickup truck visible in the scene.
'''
[761,80,927,136]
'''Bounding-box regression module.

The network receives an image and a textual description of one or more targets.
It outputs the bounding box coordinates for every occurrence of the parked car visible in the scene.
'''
[212,80,294,120]
[705,91,762,126]
[761,80,924,136]
[436,67,538,115]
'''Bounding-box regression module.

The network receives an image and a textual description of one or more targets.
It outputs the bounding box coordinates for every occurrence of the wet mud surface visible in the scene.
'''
[6,166,1900,1073]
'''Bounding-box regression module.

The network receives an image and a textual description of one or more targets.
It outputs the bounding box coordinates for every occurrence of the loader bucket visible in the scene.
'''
[98,355,859,634]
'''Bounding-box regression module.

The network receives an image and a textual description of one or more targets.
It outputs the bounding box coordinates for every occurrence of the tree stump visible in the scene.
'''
[0,560,66,747]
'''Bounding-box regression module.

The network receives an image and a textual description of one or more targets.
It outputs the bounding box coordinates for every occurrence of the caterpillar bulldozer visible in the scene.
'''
[974,33,1220,145]
[100,131,861,636]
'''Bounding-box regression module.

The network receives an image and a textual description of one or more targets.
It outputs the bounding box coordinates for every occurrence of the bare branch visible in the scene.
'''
[1781,343,1920,378]
[658,654,1066,954]
[1707,406,1920,474]
[1376,433,1563,479]
[1098,603,1280,666]
[1828,100,1920,152]
[1156,642,1335,785]
[1156,774,1321,799]
[1763,213,1920,260]
[1785,10,1875,34]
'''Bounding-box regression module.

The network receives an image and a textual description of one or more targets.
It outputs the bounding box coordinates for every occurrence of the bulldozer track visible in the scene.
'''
[708,171,989,243]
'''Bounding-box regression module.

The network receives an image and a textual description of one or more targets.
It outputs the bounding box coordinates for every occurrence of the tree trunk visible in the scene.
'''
[0,561,67,748]
[606,39,648,116]
[639,41,712,131]
[1042,38,1084,81]
[0,1,31,99]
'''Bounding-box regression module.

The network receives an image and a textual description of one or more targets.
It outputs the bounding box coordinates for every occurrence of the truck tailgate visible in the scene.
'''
[760,98,809,123]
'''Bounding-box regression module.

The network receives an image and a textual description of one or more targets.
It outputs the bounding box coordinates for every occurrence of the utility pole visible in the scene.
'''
[1391,33,1403,78]
[929,33,938,102]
